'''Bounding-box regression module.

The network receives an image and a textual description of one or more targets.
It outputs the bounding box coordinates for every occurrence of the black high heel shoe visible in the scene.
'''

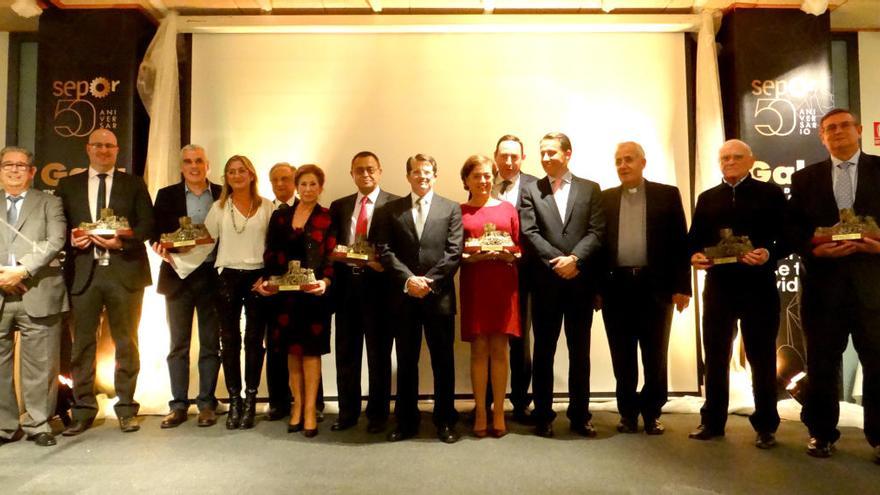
[288,421,304,433]
[303,428,318,438]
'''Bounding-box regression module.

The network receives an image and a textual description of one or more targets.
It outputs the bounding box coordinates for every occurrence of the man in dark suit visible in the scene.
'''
[490,134,538,423]
[328,151,399,433]
[0,146,68,447]
[519,132,605,438]
[56,128,155,435]
[150,144,222,429]
[788,108,880,462]
[688,139,786,449]
[372,153,463,443]
[600,141,691,436]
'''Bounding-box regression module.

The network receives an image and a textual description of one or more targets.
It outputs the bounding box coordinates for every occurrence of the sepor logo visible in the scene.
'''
[52,76,120,99]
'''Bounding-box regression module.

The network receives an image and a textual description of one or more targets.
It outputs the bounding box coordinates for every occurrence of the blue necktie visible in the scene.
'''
[834,162,854,210]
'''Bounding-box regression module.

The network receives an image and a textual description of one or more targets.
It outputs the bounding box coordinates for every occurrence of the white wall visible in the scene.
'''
[859,32,880,156]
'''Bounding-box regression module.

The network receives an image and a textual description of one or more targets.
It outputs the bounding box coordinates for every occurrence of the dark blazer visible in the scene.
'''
[788,152,880,306]
[328,189,400,306]
[55,169,155,295]
[152,180,222,296]
[601,180,691,299]
[519,173,606,288]
[371,192,463,316]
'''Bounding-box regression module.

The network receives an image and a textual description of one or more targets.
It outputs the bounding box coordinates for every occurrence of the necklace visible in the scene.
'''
[230,197,255,234]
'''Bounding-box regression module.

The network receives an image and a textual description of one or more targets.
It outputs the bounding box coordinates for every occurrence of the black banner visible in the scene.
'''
[34,9,155,190]
[718,9,833,390]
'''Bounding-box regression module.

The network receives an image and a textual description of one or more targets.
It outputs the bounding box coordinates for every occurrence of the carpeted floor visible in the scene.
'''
[1,407,877,494]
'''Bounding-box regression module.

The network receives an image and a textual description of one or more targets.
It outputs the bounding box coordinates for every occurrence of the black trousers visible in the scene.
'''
[801,274,880,446]
[393,303,457,429]
[701,276,780,432]
[165,263,221,412]
[602,271,673,422]
[217,269,265,395]
[531,276,592,426]
[70,265,144,420]
[335,274,392,423]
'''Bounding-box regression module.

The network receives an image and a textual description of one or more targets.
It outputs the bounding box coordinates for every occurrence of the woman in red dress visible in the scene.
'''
[459,155,521,438]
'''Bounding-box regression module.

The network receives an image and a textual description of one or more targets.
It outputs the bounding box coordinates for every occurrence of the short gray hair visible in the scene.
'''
[616,141,645,160]
[0,146,35,165]
[721,139,754,157]
[180,144,206,160]
[269,162,296,176]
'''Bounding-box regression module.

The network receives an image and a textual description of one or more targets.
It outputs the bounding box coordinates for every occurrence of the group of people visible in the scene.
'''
[0,108,877,464]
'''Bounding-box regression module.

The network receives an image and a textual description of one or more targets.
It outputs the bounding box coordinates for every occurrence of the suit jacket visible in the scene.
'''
[601,180,691,299]
[55,169,155,295]
[0,188,69,317]
[519,173,606,291]
[508,173,538,286]
[328,189,400,309]
[788,151,880,306]
[152,180,222,296]
[371,192,463,316]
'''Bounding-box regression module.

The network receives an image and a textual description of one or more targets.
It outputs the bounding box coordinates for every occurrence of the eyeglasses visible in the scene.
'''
[822,121,856,133]
[0,162,31,170]
[88,142,118,150]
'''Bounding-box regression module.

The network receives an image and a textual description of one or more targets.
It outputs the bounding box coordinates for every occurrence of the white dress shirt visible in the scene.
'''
[492,173,521,207]
[350,187,381,241]
[551,171,573,221]
[88,167,115,221]
[411,189,434,228]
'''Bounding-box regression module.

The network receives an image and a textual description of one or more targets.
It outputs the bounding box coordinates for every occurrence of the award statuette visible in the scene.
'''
[266,260,320,292]
[73,208,133,239]
[329,234,375,266]
[812,208,880,244]
[464,223,520,254]
[159,216,215,250]
[704,228,754,265]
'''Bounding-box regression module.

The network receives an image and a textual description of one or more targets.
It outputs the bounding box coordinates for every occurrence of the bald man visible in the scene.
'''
[688,139,786,448]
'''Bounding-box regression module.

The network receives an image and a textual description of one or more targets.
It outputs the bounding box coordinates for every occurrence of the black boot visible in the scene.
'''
[240,390,257,429]
[226,393,243,430]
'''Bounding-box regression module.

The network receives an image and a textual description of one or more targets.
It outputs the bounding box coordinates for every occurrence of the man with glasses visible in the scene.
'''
[0,146,68,447]
[55,128,155,435]
[328,151,399,433]
[788,108,880,463]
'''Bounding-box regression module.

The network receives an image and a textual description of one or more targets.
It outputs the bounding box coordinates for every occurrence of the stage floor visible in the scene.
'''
[1,409,877,494]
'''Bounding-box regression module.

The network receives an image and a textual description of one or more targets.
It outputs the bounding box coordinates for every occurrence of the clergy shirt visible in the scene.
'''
[830,149,860,199]
[350,187,381,242]
[492,173,521,207]
[87,166,115,221]
[616,181,647,267]
[204,196,273,272]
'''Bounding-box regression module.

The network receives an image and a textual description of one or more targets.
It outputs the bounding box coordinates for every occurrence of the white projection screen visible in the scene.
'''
[191,30,698,399]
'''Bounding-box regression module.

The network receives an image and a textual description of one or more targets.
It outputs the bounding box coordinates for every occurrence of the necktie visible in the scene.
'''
[96,173,108,220]
[277,202,291,211]
[355,195,369,238]
[500,180,512,195]
[7,196,21,265]
[415,197,426,239]
[834,162,854,209]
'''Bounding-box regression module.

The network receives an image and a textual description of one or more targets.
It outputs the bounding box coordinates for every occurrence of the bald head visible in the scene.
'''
[718,139,755,184]
[86,128,119,173]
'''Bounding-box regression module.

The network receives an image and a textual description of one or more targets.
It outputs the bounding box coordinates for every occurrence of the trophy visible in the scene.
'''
[73,208,133,238]
[159,216,215,250]
[329,234,376,266]
[464,223,519,254]
[266,260,320,291]
[812,208,880,244]
[704,228,754,265]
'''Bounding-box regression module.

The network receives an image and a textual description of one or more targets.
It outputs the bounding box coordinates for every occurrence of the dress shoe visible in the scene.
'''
[160,410,188,429]
[571,421,598,438]
[689,424,724,440]
[265,406,289,421]
[512,408,534,425]
[317,410,325,423]
[240,390,257,429]
[331,419,358,432]
[490,428,508,439]
[288,421,304,433]
[197,409,217,427]
[27,432,57,447]
[303,428,319,438]
[119,416,140,433]
[534,423,554,438]
[437,425,460,444]
[387,428,416,442]
[644,419,665,435]
[366,419,387,434]
[226,396,243,430]
[755,431,777,449]
[616,417,638,434]
[807,437,834,458]
[873,445,880,465]
[62,418,94,437]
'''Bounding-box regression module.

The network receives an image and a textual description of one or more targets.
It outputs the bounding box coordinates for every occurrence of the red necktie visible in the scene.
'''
[355,195,369,237]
